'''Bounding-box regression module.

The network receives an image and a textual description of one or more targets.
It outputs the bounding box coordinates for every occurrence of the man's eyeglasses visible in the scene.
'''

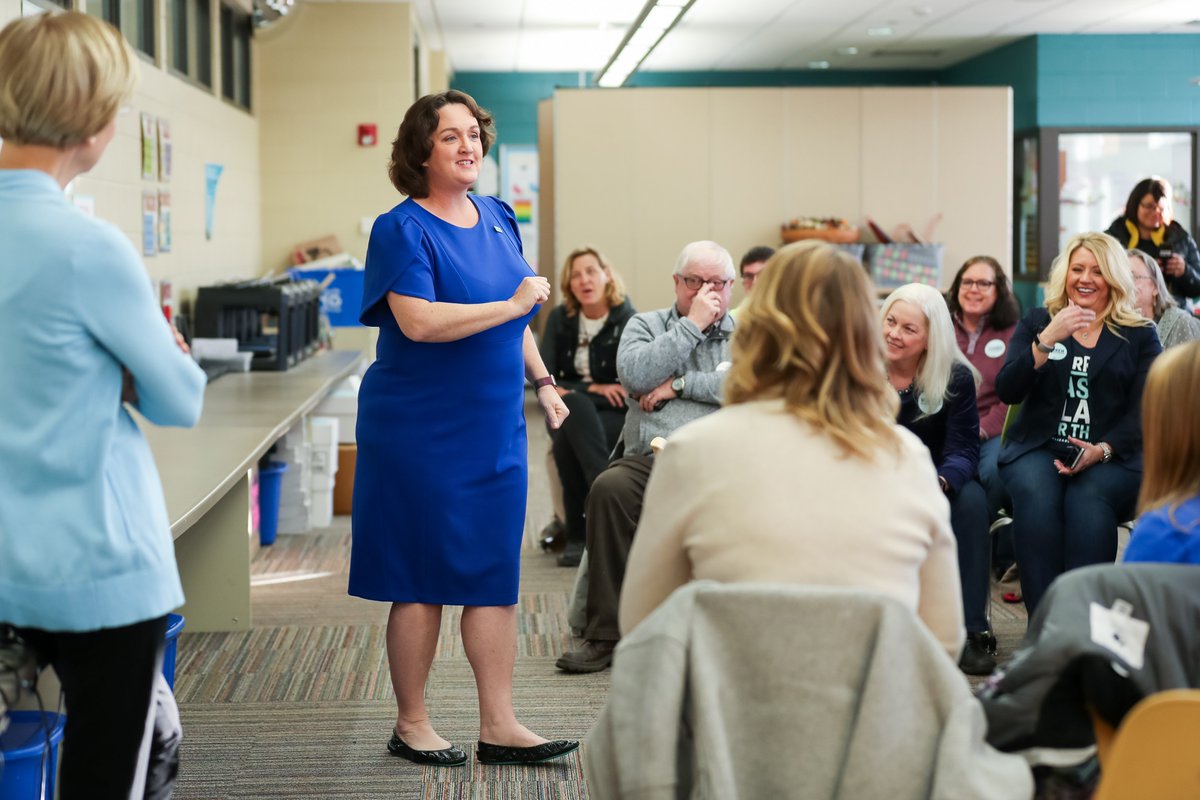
[679,275,733,291]
[960,279,995,290]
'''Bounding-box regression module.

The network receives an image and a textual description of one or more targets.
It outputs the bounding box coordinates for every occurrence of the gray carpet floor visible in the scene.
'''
[171,398,1029,798]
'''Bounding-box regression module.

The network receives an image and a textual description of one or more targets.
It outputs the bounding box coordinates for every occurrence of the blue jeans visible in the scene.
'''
[978,436,1008,518]
[1000,446,1141,614]
[949,479,991,633]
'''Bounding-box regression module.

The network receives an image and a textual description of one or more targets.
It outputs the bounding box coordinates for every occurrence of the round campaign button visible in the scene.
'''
[1049,343,1068,361]
[984,339,1006,358]
[917,393,942,415]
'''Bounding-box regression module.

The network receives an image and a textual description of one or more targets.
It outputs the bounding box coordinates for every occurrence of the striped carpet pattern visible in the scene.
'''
[171,399,1028,797]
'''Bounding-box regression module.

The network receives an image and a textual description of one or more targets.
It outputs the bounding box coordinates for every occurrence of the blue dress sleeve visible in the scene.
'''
[486,197,525,257]
[360,211,435,328]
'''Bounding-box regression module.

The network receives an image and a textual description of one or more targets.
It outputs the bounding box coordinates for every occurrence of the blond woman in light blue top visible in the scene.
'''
[0,12,205,797]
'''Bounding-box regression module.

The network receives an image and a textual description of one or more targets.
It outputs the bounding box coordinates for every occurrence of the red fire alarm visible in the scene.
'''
[357,123,377,147]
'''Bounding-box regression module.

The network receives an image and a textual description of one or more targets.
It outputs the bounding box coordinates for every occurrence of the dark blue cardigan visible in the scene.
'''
[897,362,980,494]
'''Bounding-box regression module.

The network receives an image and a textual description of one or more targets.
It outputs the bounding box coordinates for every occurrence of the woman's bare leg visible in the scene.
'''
[460,604,547,745]
[386,602,450,749]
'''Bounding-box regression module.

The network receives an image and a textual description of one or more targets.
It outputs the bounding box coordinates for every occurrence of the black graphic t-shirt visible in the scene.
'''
[1051,343,1094,457]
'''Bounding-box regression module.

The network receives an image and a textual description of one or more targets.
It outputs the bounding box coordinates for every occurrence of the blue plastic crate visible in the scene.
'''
[288,267,364,327]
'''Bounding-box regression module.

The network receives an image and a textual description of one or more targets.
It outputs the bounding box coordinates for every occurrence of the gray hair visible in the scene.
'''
[673,240,735,279]
[1127,248,1176,320]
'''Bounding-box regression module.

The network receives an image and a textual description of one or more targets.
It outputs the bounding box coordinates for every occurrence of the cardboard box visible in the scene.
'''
[291,235,343,265]
[334,444,356,515]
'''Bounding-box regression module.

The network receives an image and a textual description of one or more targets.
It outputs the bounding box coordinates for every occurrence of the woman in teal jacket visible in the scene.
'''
[0,13,205,798]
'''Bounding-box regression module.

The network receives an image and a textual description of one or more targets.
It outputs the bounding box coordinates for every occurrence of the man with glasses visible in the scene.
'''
[556,241,736,673]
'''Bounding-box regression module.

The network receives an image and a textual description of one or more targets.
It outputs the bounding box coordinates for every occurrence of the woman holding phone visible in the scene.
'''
[995,232,1161,613]
[1105,176,1200,307]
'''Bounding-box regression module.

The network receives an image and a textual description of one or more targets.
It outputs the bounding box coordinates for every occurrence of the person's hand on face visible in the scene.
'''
[686,284,722,330]
[1042,300,1096,344]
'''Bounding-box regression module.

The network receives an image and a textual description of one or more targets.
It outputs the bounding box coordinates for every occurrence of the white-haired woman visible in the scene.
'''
[996,232,1161,613]
[1127,248,1200,350]
[882,283,993,675]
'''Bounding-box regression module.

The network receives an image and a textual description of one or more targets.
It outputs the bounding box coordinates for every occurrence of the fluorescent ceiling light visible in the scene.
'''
[868,26,893,36]
[595,0,697,88]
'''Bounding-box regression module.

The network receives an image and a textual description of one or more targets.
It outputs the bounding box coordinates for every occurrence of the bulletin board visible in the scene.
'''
[500,144,539,272]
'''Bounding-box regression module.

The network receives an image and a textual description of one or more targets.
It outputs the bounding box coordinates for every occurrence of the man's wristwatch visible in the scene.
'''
[1034,336,1055,354]
[671,376,685,394]
[533,375,556,391]
[1099,442,1114,463]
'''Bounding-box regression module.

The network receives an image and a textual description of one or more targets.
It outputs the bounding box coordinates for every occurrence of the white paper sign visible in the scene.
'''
[1089,600,1149,670]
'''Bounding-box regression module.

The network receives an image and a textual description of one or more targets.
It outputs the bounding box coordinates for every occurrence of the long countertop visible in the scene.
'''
[140,349,362,538]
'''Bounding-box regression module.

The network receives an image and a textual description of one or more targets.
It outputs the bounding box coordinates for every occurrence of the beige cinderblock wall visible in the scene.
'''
[554,86,1013,312]
[0,1,262,308]
[256,2,418,271]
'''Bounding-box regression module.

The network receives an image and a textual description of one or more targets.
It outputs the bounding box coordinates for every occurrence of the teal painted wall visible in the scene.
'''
[452,72,589,151]
[626,69,937,88]
[1035,35,1200,127]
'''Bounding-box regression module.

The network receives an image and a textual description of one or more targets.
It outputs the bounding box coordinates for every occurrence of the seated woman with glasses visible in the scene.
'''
[619,241,965,660]
[945,257,1021,578]
[1127,248,1200,350]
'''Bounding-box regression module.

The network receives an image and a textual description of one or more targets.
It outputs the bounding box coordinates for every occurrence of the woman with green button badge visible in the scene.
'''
[995,232,1161,614]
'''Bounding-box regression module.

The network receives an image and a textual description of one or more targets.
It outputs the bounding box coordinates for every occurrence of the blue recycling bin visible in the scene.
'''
[0,711,65,800]
[162,613,185,691]
[258,461,288,546]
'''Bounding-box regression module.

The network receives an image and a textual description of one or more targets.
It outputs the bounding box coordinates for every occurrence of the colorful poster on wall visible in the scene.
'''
[158,190,172,252]
[500,144,538,272]
[142,190,158,256]
[204,163,223,240]
[157,118,172,182]
[140,113,156,181]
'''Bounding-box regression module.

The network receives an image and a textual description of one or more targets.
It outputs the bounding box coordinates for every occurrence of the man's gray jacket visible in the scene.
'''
[616,306,734,457]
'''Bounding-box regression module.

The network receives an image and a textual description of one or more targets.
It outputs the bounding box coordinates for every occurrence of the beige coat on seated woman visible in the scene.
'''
[618,240,965,659]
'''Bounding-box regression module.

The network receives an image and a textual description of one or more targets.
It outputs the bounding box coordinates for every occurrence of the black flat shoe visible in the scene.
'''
[476,739,579,766]
[387,731,467,766]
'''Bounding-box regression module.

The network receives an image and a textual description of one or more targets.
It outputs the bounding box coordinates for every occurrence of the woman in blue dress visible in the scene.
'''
[349,90,577,767]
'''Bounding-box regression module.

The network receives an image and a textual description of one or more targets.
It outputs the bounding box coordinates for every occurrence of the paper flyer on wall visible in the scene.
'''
[142,190,158,256]
[158,118,172,182]
[204,163,223,240]
[158,190,172,252]
[141,112,157,181]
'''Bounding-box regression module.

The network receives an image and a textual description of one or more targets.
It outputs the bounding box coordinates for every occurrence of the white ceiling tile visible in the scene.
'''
[405,0,1200,74]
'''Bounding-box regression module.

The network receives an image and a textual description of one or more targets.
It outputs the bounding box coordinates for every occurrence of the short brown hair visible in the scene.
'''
[725,240,901,460]
[558,246,626,316]
[387,90,496,197]
[1138,341,1200,522]
[0,12,137,147]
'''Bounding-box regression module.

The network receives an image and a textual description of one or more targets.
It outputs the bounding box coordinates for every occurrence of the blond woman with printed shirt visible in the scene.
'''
[995,232,1162,613]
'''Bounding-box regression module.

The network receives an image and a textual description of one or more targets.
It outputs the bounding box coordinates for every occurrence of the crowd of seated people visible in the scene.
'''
[546,222,1199,795]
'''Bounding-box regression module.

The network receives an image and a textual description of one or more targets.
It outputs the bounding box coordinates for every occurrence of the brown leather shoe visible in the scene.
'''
[555,640,615,673]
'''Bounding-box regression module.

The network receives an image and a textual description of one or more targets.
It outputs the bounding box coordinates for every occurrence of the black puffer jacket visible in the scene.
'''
[1105,217,1200,304]
[538,298,636,393]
